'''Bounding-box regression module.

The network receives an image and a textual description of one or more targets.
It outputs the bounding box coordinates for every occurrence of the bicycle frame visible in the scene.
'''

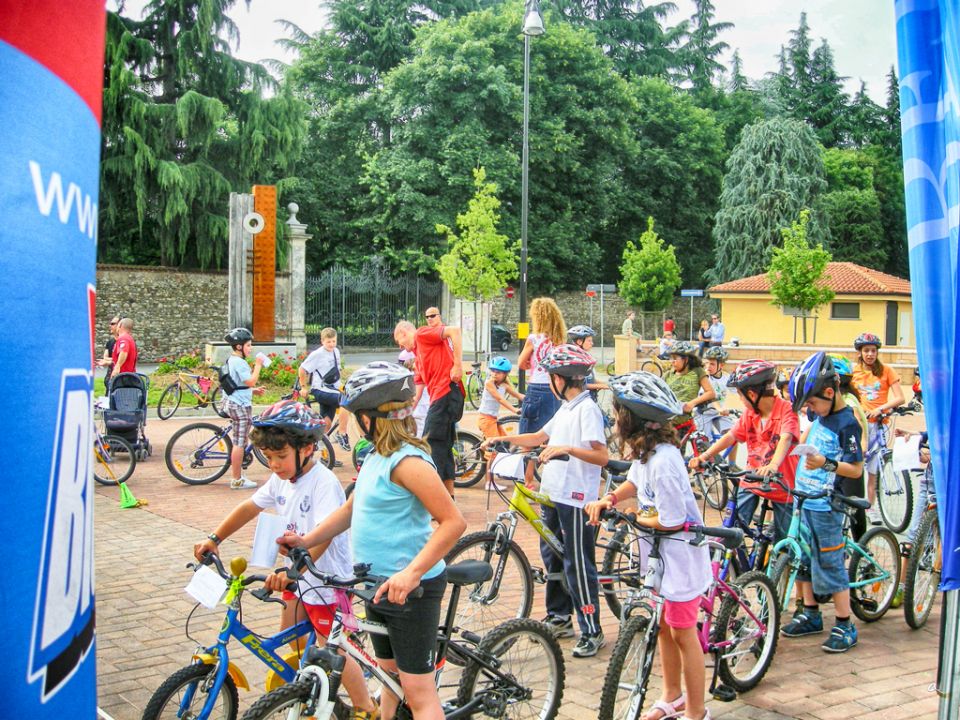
[716,477,776,581]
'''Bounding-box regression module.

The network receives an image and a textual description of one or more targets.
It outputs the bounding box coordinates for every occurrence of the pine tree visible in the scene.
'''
[847,81,884,149]
[681,0,734,96]
[710,117,828,283]
[100,2,305,268]
[786,12,814,117]
[807,40,849,147]
[729,49,749,92]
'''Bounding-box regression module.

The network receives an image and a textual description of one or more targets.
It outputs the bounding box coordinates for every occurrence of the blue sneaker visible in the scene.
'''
[781,611,823,637]
[822,622,858,653]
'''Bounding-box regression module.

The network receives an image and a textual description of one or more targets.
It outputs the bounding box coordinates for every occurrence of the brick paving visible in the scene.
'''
[95,408,940,719]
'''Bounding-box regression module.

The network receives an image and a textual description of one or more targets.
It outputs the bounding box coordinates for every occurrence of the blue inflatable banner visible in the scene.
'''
[0,2,105,715]
[895,0,960,591]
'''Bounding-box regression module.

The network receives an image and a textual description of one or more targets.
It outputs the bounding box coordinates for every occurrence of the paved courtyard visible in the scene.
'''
[95,408,940,720]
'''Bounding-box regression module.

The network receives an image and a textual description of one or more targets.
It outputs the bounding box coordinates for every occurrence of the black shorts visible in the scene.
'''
[365,572,447,674]
[310,388,340,421]
[424,384,464,481]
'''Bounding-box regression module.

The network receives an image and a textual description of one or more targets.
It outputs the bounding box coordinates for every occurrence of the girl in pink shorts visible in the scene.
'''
[586,371,713,720]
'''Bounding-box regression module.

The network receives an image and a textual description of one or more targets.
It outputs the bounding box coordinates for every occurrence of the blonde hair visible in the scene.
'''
[370,400,430,456]
[530,298,566,346]
[321,327,337,340]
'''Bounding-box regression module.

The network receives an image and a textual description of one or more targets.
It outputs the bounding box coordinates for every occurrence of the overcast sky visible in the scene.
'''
[113,0,898,102]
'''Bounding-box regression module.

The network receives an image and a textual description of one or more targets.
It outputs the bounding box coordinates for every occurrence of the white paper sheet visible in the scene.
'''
[790,444,820,457]
[489,453,525,480]
[184,564,228,609]
[892,435,923,473]
[250,512,289,568]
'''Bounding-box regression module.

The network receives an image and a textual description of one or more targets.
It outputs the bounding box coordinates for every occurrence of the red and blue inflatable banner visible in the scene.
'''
[0,1,105,714]
[895,0,960,591]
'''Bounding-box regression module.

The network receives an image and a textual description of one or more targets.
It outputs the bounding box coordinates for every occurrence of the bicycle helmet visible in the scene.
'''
[669,340,699,358]
[788,351,838,413]
[776,370,789,389]
[341,361,415,416]
[728,359,777,390]
[253,400,326,441]
[353,437,374,471]
[703,346,729,362]
[827,353,853,379]
[854,332,882,350]
[609,371,684,426]
[489,356,512,373]
[567,325,596,341]
[224,327,253,348]
[538,343,596,378]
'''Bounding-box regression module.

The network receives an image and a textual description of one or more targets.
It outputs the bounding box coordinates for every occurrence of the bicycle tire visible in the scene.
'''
[142,662,239,720]
[157,383,182,420]
[605,361,616,376]
[597,611,657,720]
[455,617,564,720]
[766,550,798,614]
[239,678,349,720]
[466,372,483,411]
[443,531,534,641]
[165,422,232,485]
[877,453,913,533]
[93,434,137,486]
[849,526,900,622]
[601,524,643,621]
[253,445,270,469]
[211,386,229,418]
[904,508,941,629]
[496,414,521,436]
[639,360,662,377]
[453,430,486,488]
[715,570,780,692]
[693,464,727,512]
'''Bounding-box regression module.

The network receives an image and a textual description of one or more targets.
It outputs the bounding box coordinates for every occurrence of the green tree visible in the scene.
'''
[767,209,834,343]
[728,49,748,92]
[847,81,884,149]
[680,0,733,96]
[619,217,682,320]
[100,2,305,267]
[807,40,849,147]
[710,117,828,283]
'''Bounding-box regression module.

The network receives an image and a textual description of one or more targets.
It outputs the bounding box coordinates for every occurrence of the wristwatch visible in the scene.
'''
[821,458,839,473]
[207,532,222,546]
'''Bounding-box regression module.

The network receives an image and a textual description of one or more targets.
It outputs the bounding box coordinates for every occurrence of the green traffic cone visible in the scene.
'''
[119,481,144,509]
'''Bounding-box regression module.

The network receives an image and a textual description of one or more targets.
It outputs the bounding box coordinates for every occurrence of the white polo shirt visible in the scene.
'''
[539,390,606,508]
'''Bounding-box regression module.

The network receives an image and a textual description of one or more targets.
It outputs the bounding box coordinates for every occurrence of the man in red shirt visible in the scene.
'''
[395,316,464,496]
[663,316,675,335]
[112,318,139,375]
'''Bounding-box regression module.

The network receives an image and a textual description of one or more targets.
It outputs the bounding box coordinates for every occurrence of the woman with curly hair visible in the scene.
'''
[517,297,568,433]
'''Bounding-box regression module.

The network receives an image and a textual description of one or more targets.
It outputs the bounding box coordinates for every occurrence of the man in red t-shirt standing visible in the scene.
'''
[663,316,675,335]
[112,318,139,375]
[395,314,464,496]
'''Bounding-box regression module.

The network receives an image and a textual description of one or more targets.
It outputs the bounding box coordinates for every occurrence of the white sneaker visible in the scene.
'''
[230,477,258,490]
[486,480,507,491]
[866,506,883,526]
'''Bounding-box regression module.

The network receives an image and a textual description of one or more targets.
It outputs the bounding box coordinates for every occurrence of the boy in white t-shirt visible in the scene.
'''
[697,345,737,464]
[484,344,608,658]
[193,401,378,719]
[299,327,350,452]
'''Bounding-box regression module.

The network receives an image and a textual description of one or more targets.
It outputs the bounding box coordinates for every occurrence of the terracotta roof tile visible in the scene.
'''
[709,262,911,296]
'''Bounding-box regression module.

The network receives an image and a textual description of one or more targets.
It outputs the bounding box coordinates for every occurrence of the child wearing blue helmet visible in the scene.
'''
[477,356,524,440]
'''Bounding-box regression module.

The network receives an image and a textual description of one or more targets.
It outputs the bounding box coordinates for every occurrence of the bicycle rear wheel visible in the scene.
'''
[904,509,941,629]
[598,611,657,720]
[466,372,483,411]
[766,550,799,614]
[692,463,727,512]
[496,414,521,436]
[639,360,662,377]
[211,386,229,418]
[157,383,182,420]
[715,570,780,692]
[877,452,913,533]
[601,524,644,621]
[453,430,485,488]
[165,422,232,485]
[456,618,564,720]
[143,663,238,720]
[849,527,900,622]
[93,434,136,485]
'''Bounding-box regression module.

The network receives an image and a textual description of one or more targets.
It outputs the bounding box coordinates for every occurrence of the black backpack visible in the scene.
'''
[218,361,242,395]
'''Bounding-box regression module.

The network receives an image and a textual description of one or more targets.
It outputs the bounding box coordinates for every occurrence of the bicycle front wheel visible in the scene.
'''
[849,526,900,622]
[496,414,521,437]
[639,360,662,377]
[766,550,799,614]
[444,531,534,640]
[692,462,727,511]
[93,434,136,485]
[877,453,913,533]
[157,383,182,420]
[240,678,349,720]
[466,373,483,411]
[601,524,643,621]
[904,509,941,629]
[456,618,565,720]
[453,430,486,488]
[598,611,657,720]
[715,570,780,692]
[165,422,232,485]
[143,663,238,720]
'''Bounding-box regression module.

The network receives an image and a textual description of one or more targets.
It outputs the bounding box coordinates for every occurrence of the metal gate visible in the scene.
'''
[305,260,444,347]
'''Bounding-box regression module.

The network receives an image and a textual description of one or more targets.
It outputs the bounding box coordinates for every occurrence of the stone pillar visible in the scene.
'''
[228,192,254,330]
[286,202,310,354]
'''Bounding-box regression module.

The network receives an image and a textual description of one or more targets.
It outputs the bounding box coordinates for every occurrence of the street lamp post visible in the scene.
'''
[518,0,543,393]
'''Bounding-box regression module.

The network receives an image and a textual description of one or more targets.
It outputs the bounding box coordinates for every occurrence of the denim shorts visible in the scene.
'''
[865,422,883,474]
[519,383,562,434]
[797,507,848,595]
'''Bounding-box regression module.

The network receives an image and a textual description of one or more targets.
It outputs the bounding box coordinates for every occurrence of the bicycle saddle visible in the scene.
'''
[832,493,871,511]
[446,560,494,586]
[606,458,632,475]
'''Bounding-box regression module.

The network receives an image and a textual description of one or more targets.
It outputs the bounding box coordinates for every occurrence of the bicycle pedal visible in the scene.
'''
[532,568,547,584]
[859,598,879,612]
[712,684,737,702]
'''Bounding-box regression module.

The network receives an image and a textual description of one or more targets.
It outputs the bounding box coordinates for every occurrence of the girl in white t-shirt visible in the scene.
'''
[586,372,712,720]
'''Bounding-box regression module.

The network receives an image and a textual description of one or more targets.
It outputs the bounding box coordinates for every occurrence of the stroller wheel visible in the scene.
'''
[136,448,148,462]
[146,441,153,457]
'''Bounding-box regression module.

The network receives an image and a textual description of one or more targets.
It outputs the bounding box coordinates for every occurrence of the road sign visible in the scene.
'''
[585,290,596,298]
[680,289,704,297]
[587,283,617,293]
[505,286,515,299]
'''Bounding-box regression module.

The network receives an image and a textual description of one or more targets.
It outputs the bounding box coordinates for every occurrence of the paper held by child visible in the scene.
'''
[489,452,526,481]
[250,512,289,568]
[185,564,228,609]
[892,435,923,473]
[790,444,820,458]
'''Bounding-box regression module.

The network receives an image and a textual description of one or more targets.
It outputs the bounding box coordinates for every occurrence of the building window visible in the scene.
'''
[831,302,860,320]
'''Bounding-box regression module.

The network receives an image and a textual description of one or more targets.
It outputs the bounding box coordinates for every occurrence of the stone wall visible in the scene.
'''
[489,291,719,343]
[96,265,291,361]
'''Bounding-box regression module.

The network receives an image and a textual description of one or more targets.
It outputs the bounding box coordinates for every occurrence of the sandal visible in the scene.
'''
[680,709,711,720]
[643,694,686,720]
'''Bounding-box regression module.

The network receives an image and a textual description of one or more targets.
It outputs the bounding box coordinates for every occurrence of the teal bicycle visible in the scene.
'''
[764,477,900,622]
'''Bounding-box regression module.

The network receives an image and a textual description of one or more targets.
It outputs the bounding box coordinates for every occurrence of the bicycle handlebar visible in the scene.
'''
[287,547,424,602]
[486,441,570,463]
[598,509,744,549]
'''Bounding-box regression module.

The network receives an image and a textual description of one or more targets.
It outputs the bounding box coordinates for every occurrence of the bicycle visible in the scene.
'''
[241,548,566,720]
[764,477,900,621]
[604,346,665,378]
[142,553,322,720]
[93,427,137,486]
[165,420,335,485]
[872,405,917,533]
[676,411,742,512]
[598,514,780,720]
[449,415,519,489]
[157,369,229,420]
[904,466,940,629]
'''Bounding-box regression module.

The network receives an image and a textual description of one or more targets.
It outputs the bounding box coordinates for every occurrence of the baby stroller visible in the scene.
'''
[103,372,153,460]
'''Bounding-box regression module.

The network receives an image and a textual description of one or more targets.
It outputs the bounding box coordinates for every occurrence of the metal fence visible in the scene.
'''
[305,260,444,347]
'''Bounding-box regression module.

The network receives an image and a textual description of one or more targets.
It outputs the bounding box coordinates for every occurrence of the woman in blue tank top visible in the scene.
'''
[280,361,465,720]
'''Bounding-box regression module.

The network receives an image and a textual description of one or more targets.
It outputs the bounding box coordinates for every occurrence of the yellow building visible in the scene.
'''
[709,262,914,347]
